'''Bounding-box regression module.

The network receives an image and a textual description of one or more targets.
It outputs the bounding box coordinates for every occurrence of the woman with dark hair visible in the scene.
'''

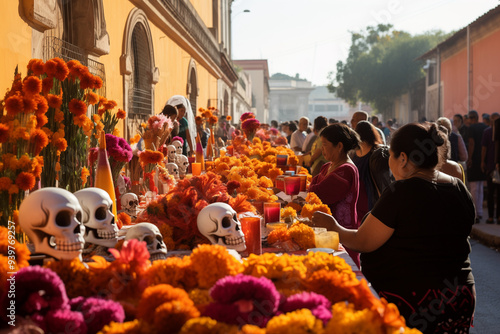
[351,121,393,223]
[308,123,361,266]
[312,122,475,333]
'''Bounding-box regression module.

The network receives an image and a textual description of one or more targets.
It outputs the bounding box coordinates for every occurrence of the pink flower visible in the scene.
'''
[44,309,87,334]
[203,274,280,327]
[109,238,150,272]
[279,292,332,325]
[242,118,260,132]
[172,136,184,145]
[147,114,173,131]
[240,112,256,122]
[0,266,69,321]
[270,128,280,135]
[70,296,125,334]
[106,134,133,163]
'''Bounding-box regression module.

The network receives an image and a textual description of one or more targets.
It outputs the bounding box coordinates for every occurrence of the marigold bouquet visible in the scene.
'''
[0,66,50,227]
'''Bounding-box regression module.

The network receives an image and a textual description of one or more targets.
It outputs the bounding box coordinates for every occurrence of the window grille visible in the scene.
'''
[129,24,153,115]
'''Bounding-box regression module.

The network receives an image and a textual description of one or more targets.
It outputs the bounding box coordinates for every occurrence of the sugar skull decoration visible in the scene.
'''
[197,202,246,252]
[120,192,139,219]
[176,154,189,178]
[167,145,177,163]
[166,162,180,180]
[18,187,85,261]
[172,140,183,155]
[124,223,167,261]
[74,188,118,248]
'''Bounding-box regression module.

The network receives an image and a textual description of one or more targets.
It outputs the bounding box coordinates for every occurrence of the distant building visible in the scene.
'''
[232,69,253,123]
[233,60,270,123]
[308,86,352,123]
[269,76,314,122]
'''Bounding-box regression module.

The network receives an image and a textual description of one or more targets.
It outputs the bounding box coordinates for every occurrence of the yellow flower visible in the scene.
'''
[326,302,382,333]
[180,317,239,334]
[289,222,315,250]
[112,127,120,136]
[266,309,323,334]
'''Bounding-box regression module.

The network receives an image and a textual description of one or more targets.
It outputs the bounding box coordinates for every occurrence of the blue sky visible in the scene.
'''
[231,0,500,86]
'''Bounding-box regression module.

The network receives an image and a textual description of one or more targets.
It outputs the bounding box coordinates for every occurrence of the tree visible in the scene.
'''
[328,24,448,114]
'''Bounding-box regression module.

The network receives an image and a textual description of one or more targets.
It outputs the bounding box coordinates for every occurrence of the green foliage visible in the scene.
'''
[271,72,307,81]
[328,24,449,113]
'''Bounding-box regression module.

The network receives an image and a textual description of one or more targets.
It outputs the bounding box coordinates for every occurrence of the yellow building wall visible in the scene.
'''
[189,0,213,28]
[0,1,33,95]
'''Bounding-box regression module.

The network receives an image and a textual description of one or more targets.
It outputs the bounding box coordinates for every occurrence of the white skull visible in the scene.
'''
[197,203,246,252]
[166,162,179,180]
[116,174,127,198]
[167,145,177,163]
[74,188,118,248]
[120,192,139,219]
[172,140,183,155]
[176,155,189,177]
[19,187,85,261]
[124,223,167,261]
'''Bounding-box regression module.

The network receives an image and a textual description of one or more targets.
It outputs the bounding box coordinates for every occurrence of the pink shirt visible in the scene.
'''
[308,162,360,229]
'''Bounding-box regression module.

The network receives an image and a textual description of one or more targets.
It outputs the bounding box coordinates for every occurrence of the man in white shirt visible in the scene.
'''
[290,117,309,152]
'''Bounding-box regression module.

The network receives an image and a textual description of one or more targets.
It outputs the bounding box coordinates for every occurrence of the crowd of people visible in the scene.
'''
[157,95,491,332]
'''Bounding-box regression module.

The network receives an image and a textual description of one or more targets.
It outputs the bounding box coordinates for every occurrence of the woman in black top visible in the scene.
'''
[312,122,475,334]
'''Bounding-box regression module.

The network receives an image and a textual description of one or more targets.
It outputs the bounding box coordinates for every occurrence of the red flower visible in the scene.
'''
[16,172,36,191]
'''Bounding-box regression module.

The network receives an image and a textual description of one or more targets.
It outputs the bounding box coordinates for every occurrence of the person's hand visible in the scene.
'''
[311,211,338,231]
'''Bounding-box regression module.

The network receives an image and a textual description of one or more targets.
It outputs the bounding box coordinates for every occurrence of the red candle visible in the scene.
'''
[263,202,281,224]
[284,176,301,196]
[240,216,262,256]
[276,154,288,165]
[188,156,195,173]
[275,176,285,191]
[297,174,308,192]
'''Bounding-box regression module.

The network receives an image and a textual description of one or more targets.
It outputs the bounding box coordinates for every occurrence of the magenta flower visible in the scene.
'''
[240,112,256,122]
[0,266,69,321]
[241,118,260,132]
[279,291,332,325]
[172,136,184,145]
[203,274,280,327]
[70,296,125,334]
[44,308,87,334]
[106,133,133,163]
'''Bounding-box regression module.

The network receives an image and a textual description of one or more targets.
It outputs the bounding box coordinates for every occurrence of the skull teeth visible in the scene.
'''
[224,236,245,246]
[97,230,117,239]
[55,239,84,252]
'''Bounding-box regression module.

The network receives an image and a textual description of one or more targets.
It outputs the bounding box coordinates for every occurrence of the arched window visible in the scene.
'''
[187,59,198,116]
[121,8,159,139]
[130,23,152,115]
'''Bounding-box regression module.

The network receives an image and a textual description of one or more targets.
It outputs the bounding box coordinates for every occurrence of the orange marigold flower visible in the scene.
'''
[116,108,126,119]
[67,59,84,78]
[267,227,291,244]
[54,109,65,122]
[195,116,203,125]
[27,59,45,76]
[81,167,90,186]
[85,91,99,105]
[5,93,24,116]
[36,114,48,128]
[92,75,103,89]
[53,57,69,81]
[32,163,42,179]
[79,71,94,90]
[226,115,232,121]
[68,99,87,117]
[54,137,68,152]
[139,150,164,165]
[23,96,37,114]
[0,177,12,191]
[130,134,141,145]
[208,115,218,125]
[103,100,117,110]
[35,95,49,115]
[92,114,101,123]
[30,128,49,155]
[43,59,57,77]
[0,124,9,143]
[15,172,35,191]
[22,76,42,96]
[47,94,63,109]
[42,77,53,94]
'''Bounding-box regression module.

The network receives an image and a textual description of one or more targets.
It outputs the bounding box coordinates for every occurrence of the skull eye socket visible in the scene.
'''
[55,210,72,227]
[156,235,164,248]
[144,235,154,245]
[76,211,82,223]
[95,207,107,220]
[222,216,231,228]
[129,201,134,206]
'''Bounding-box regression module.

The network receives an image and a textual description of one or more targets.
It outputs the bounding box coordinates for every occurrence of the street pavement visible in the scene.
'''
[470,218,500,250]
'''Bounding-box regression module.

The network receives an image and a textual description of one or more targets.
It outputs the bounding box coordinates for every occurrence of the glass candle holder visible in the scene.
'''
[239,216,262,255]
[205,160,215,171]
[276,154,288,165]
[191,162,202,176]
[263,202,281,224]
[314,230,339,250]
[275,175,286,191]
[188,156,195,173]
[284,176,301,200]
[297,174,308,192]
